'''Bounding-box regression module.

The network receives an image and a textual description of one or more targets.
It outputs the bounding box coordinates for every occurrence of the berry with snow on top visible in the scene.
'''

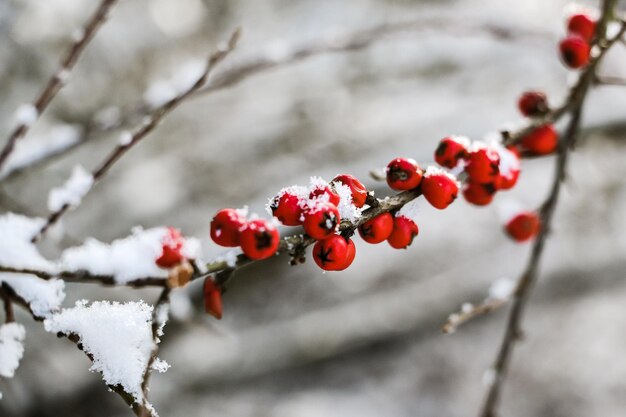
[386,157,423,191]
[520,125,559,155]
[567,13,596,42]
[309,184,340,206]
[359,212,393,244]
[155,227,185,268]
[517,91,549,117]
[303,202,340,240]
[387,216,419,249]
[270,191,304,226]
[465,147,501,183]
[332,174,368,208]
[434,136,470,169]
[210,208,246,247]
[505,211,541,242]
[312,234,349,271]
[463,181,497,206]
[240,219,280,260]
[421,167,459,210]
[203,277,223,319]
[495,145,521,190]
[559,35,590,69]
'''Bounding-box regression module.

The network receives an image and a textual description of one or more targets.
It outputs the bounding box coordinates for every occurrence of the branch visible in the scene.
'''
[441,297,510,335]
[0,0,118,171]
[478,4,622,416]
[594,74,626,86]
[31,28,242,243]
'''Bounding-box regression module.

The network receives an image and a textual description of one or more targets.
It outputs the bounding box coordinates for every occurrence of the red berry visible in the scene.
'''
[155,227,185,268]
[421,168,459,210]
[434,136,470,169]
[559,35,590,69]
[463,181,497,206]
[332,174,368,208]
[465,147,501,183]
[505,211,541,242]
[270,191,304,226]
[335,238,356,271]
[203,277,223,319]
[309,184,340,206]
[568,13,596,42]
[358,212,393,244]
[386,158,423,191]
[303,202,340,240]
[517,91,549,117]
[387,216,419,249]
[312,234,349,271]
[240,219,280,260]
[496,145,521,190]
[211,208,246,247]
[520,125,559,155]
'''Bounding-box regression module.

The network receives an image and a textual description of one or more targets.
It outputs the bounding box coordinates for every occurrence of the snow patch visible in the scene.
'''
[14,104,38,127]
[0,274,65,318]
[489,278,515,300]
[334,182,362,223]
[0,213,57,273]
[0,323,25,378]
[47,165,94,212]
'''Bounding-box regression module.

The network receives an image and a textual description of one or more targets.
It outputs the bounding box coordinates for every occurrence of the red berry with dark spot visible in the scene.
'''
[156,227,185,268]
[203,277,223,319]
[303,202,340,240]
[505,211,541,242]
[463,181,497,206]
[520,125,559,155]
[559,35,590,69]
[387,216,419,249]
[358,212,394,244]
[335,238,356,271]
[568,13,596,42]
[240,219,280,260]
[421,168,459,210]
[518,91,549,117]
[270,191,303,226]
[332,174,368,208]
[434,136,470,169]
[312,234,349,271]
[465,147,501,183]
[386,158,423,191]
[309,184,340,206]
[211,208,246,247]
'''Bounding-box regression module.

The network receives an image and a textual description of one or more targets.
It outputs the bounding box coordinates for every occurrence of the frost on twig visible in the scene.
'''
[0,213,58,273]
[0,274,65,319]
[48,165,94,212]
[44,300,168,406]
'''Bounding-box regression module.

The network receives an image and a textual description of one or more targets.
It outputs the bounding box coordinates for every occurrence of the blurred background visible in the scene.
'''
[1,0,626,416]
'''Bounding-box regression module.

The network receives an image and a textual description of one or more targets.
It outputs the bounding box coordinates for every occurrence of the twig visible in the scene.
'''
[31,28,242,243]
[595,74,626,86]
[478,3,622,416]
[442,297,510,335]
[1,287,15,323]
[0,0,118,171]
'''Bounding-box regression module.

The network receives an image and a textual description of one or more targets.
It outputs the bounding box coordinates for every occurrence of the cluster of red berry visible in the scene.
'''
[210,208,279,260]
[559,12,596,69]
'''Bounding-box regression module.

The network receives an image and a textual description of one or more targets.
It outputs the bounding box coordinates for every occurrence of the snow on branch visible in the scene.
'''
[47,165,94,212]
[0,323,25,379]
[44,300,167,407]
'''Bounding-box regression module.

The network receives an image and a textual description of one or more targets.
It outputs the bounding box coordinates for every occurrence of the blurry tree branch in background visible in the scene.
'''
[0,0,118,171]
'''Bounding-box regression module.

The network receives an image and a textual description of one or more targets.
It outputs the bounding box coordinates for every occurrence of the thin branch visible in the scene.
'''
[0,0,118,171]
[441,297,510,335]
[478,4,621,416]
[595,74,626,86]
[1,287,15,323]
[31,28,242,243]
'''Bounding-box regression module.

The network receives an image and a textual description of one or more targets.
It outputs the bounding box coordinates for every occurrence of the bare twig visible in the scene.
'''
[595,74,626,86]
[442,297,510,335]
[478,4,622,416]
[0,0,118,171]
[31,29,242,242]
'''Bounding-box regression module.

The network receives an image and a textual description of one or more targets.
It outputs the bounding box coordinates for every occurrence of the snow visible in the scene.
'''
[216,250,239,268]
[491,141,520,177]
[334,182,363,223]
[143,81,177,108]
[44,300,167,404]
[169,290,193,321]
[0,124,82,179]
[151,357,170,373]
[0,323,26,378]
[14,104,38,127]
[0,213,57,273]
[47,165,94,212]
[488,278,516,300]
[60,227,201,284]
[423,166,460,187]
[118,131,133,146]
[0,274,65,318]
